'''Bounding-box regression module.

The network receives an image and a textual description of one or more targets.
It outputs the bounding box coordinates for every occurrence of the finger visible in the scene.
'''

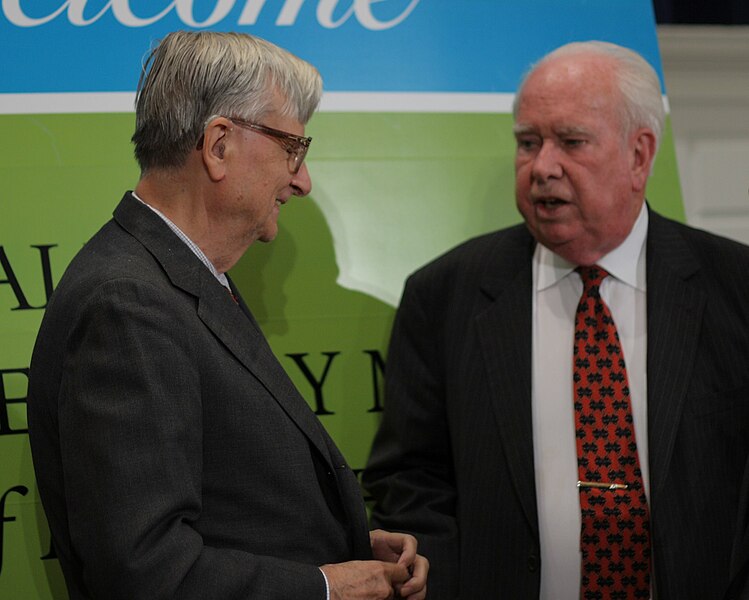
[384,561,411,585]
[398,581,428,600]
[394,580,427,600]
[370,528,399,548]
[395,534,417,566]
[403,586,427,600]
[397,555,429,597]
[371,530,408,563]
[411,554,428,580]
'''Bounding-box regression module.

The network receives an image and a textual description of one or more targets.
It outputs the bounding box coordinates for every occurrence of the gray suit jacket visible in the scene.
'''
[28,192,371,600]
[364,208,749,599]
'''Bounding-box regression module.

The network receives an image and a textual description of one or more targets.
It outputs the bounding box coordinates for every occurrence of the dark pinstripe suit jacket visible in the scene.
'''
[364,208,749,599]
[28,192,371,600]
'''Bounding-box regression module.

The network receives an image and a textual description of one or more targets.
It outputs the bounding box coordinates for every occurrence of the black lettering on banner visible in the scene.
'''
[286,352,340,415]
[0,368,29,435]
[362,349,385,413]
[0,485,29,576]
[32,244,57,305]
[0,245,58,310]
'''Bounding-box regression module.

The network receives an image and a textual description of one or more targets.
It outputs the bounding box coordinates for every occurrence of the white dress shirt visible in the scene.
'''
[532,203,649,599]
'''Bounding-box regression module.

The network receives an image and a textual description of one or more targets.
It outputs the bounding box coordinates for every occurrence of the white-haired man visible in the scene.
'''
[364,41,749,599]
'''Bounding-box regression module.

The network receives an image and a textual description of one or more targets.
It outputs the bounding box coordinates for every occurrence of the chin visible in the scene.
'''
[258,229,278,243]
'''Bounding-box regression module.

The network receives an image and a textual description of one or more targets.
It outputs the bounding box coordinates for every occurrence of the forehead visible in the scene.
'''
[515,54,622,130]
[263,87,303,132]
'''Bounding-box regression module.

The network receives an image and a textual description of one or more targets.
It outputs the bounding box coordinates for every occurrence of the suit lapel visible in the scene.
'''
[113,193,333,470]
[646,210,705,507]
[197,276,333,465]
[223,278,371,556]
[469,211,707,547]
[446,212,706,544]
[475,229,538,535]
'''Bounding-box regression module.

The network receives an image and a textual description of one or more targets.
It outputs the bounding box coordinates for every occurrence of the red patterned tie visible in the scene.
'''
[573,266,651,599]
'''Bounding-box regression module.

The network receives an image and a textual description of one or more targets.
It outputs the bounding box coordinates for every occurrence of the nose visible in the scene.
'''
[531,140,563,183]
[290,162,312,197]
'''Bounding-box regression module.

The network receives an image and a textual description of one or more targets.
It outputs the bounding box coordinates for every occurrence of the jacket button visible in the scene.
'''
[527,554,539,572]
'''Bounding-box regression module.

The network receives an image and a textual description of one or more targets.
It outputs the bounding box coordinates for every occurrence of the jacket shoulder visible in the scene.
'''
[649,210,749,274]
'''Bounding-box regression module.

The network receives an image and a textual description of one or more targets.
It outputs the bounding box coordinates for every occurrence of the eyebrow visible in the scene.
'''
[512,124,535,136]
[556,126,592,137]
[511,124,593,138]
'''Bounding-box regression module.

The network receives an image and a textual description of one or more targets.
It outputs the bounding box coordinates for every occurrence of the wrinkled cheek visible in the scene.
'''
[514,193,535,227]
[514,167,532,204]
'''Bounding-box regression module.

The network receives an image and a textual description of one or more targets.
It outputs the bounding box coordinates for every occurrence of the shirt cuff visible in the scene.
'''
[319,567,330,600]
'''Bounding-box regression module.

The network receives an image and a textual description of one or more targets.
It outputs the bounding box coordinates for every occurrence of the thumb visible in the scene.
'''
[384,562,411,585]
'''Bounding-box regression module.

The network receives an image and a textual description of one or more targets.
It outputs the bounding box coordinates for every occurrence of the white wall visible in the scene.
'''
[658,25,749,244]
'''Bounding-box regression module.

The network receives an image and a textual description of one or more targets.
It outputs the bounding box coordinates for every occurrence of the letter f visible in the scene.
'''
[0,486,29,576]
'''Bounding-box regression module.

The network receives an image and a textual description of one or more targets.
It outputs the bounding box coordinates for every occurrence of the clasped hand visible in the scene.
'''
[321,529,429,600]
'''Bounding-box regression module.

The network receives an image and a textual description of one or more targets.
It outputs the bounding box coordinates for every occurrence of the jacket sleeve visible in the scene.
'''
[53,277,326,600]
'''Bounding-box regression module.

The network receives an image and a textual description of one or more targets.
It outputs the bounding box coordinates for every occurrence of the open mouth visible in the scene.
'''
[534,197,568,207]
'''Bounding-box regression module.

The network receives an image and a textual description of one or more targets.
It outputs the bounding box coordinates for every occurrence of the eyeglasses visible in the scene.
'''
[228,117,312,174]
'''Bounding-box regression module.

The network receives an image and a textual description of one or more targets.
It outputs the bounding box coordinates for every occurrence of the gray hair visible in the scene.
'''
[132,31,323,172]
[513,41,665,151]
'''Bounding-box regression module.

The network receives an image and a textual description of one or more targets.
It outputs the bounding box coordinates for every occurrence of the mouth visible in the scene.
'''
[533,196,569,208]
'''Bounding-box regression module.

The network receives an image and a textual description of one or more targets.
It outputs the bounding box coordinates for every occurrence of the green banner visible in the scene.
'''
[0,2,683,596]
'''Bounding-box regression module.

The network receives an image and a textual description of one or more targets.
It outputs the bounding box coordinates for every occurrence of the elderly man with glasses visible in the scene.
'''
[27,30,427,600]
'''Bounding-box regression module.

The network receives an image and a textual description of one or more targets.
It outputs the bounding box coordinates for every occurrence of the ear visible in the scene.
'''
[630,128,657,194]
[200,117,232,182]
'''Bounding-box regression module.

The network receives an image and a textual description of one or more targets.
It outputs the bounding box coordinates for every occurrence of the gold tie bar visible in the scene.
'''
[577,480,629,490]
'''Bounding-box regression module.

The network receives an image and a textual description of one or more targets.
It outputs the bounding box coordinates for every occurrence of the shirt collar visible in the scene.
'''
[535,202,648,292]
[131,191,230,289]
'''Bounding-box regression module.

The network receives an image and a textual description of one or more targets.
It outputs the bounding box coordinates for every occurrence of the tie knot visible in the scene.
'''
[577,265,609,293]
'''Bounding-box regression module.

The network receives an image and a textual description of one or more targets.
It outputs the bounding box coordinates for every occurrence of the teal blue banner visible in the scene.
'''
[1,0,663,93]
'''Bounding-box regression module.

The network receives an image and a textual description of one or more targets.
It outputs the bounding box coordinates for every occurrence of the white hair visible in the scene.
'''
[513,41,665,151]
[132,31,322,172]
